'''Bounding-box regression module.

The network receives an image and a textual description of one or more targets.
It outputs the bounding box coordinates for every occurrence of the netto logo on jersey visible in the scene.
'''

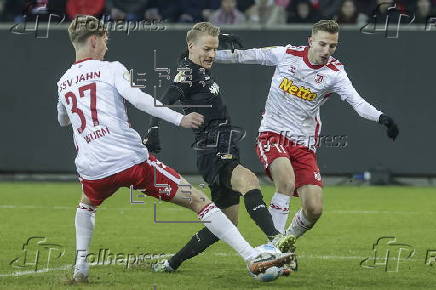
[279,77,317,101]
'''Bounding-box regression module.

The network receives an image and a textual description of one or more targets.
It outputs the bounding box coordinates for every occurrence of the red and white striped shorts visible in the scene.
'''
[256,131,323,196]
[79,154,181,206]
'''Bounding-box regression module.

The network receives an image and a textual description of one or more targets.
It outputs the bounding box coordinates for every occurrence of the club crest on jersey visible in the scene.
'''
[122,71,131,81]
[315,73,324,83]
[209,82,219,95]
[279,77,317,101]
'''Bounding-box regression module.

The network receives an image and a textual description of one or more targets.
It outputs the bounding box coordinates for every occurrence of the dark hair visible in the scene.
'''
[336,0,358,24]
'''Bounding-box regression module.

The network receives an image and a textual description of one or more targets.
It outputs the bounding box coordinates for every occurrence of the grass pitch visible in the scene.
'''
[0,182,435,289]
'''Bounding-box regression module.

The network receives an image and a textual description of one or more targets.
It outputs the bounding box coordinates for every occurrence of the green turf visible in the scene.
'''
[0,183,435,289]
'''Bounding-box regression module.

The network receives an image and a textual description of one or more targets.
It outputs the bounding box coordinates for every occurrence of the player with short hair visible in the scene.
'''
[214,19,399,250]
[145,22,295,273]
[58,15,293,283]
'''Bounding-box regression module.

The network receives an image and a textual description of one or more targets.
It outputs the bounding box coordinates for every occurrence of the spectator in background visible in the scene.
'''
[201,0,221,21]
[106,0,160,21]
[268,0,292,25]
[157,0,181,23]
[363,0,407,25]
[287,0,320,23]
[246,0,274,24]
[246,0,290,25]
[67,0,105,20]
[178,0,209,23]
[31,0,48,14]
[209,0,246,25]
[1,0,17,22]
[335,0,367,25]
[155,0,219,24]
[237,0,255,12]
[414,0,434,23]
[355,0,372,16]
[2,0,66,22]
[2,0,33,22]
[318,0,341,19]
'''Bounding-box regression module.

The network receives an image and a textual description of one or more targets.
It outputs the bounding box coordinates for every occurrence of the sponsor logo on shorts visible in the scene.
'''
[279,77,317,101]
[217,153,233,159]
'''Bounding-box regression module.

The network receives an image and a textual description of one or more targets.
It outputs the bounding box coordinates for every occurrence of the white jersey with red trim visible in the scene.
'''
[56,59,183,180]
[216,45,383,151]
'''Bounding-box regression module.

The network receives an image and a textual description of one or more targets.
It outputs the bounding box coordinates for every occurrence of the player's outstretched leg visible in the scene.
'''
[286,185,323,238]
[230,165,281,240]
[155,203,238,272]
[72,194,96,283]
[169,178,293,276]
[153,226,218,272]
[230,165,296,254]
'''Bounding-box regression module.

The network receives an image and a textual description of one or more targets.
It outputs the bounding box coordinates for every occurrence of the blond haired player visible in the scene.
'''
[215,20,399,257]
[57,15,293,283]
[146,22,295,275]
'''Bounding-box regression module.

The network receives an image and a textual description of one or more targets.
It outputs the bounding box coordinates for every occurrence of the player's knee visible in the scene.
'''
[189,189,211,213]
[80,194,97,207]
[276,180,295,196]
[231,167,260,194]
[305,203,323,221]
[222,205,239,226]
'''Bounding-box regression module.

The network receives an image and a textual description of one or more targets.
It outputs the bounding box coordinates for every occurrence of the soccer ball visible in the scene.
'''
[250,244,282,282]
[252,265,281,282]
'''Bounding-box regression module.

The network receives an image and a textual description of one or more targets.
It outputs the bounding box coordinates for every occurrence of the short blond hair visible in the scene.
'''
[312,20,339,35]
[68,15,107,46]
[186,22,220,44]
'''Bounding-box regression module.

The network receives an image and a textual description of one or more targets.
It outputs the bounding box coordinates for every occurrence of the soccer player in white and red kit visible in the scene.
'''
[216,20,399,244]
[58,15,293,282]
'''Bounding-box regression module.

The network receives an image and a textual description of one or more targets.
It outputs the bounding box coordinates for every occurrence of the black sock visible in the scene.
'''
[168,227,219,270]
[244,189,280,240]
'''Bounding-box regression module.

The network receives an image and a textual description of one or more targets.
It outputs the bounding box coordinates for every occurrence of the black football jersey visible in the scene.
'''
[150,57,241,155]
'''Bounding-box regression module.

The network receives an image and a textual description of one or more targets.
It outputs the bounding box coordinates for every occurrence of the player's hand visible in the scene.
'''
[180,112,204,129]
[378,114,399,141]
[219,33,243,52]
[143,126,162,153]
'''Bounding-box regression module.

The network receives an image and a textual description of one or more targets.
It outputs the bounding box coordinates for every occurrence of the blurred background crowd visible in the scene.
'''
[0,0,434,25]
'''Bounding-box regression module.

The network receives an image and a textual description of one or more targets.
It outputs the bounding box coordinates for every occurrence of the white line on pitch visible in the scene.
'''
[0,264,72,277]
[0,205,181,211]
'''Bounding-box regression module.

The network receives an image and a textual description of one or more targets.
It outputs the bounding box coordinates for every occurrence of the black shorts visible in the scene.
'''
[196,147,241,209]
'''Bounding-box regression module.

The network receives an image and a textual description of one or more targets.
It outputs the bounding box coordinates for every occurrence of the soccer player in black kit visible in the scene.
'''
[144,22,296,273]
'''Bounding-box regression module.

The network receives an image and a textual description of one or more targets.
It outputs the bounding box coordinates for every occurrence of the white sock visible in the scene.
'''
[74,202,96,276]
[198,203,258,261]
[164,260,174,271]
[268,192,291,234]
[286,208,314,238]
